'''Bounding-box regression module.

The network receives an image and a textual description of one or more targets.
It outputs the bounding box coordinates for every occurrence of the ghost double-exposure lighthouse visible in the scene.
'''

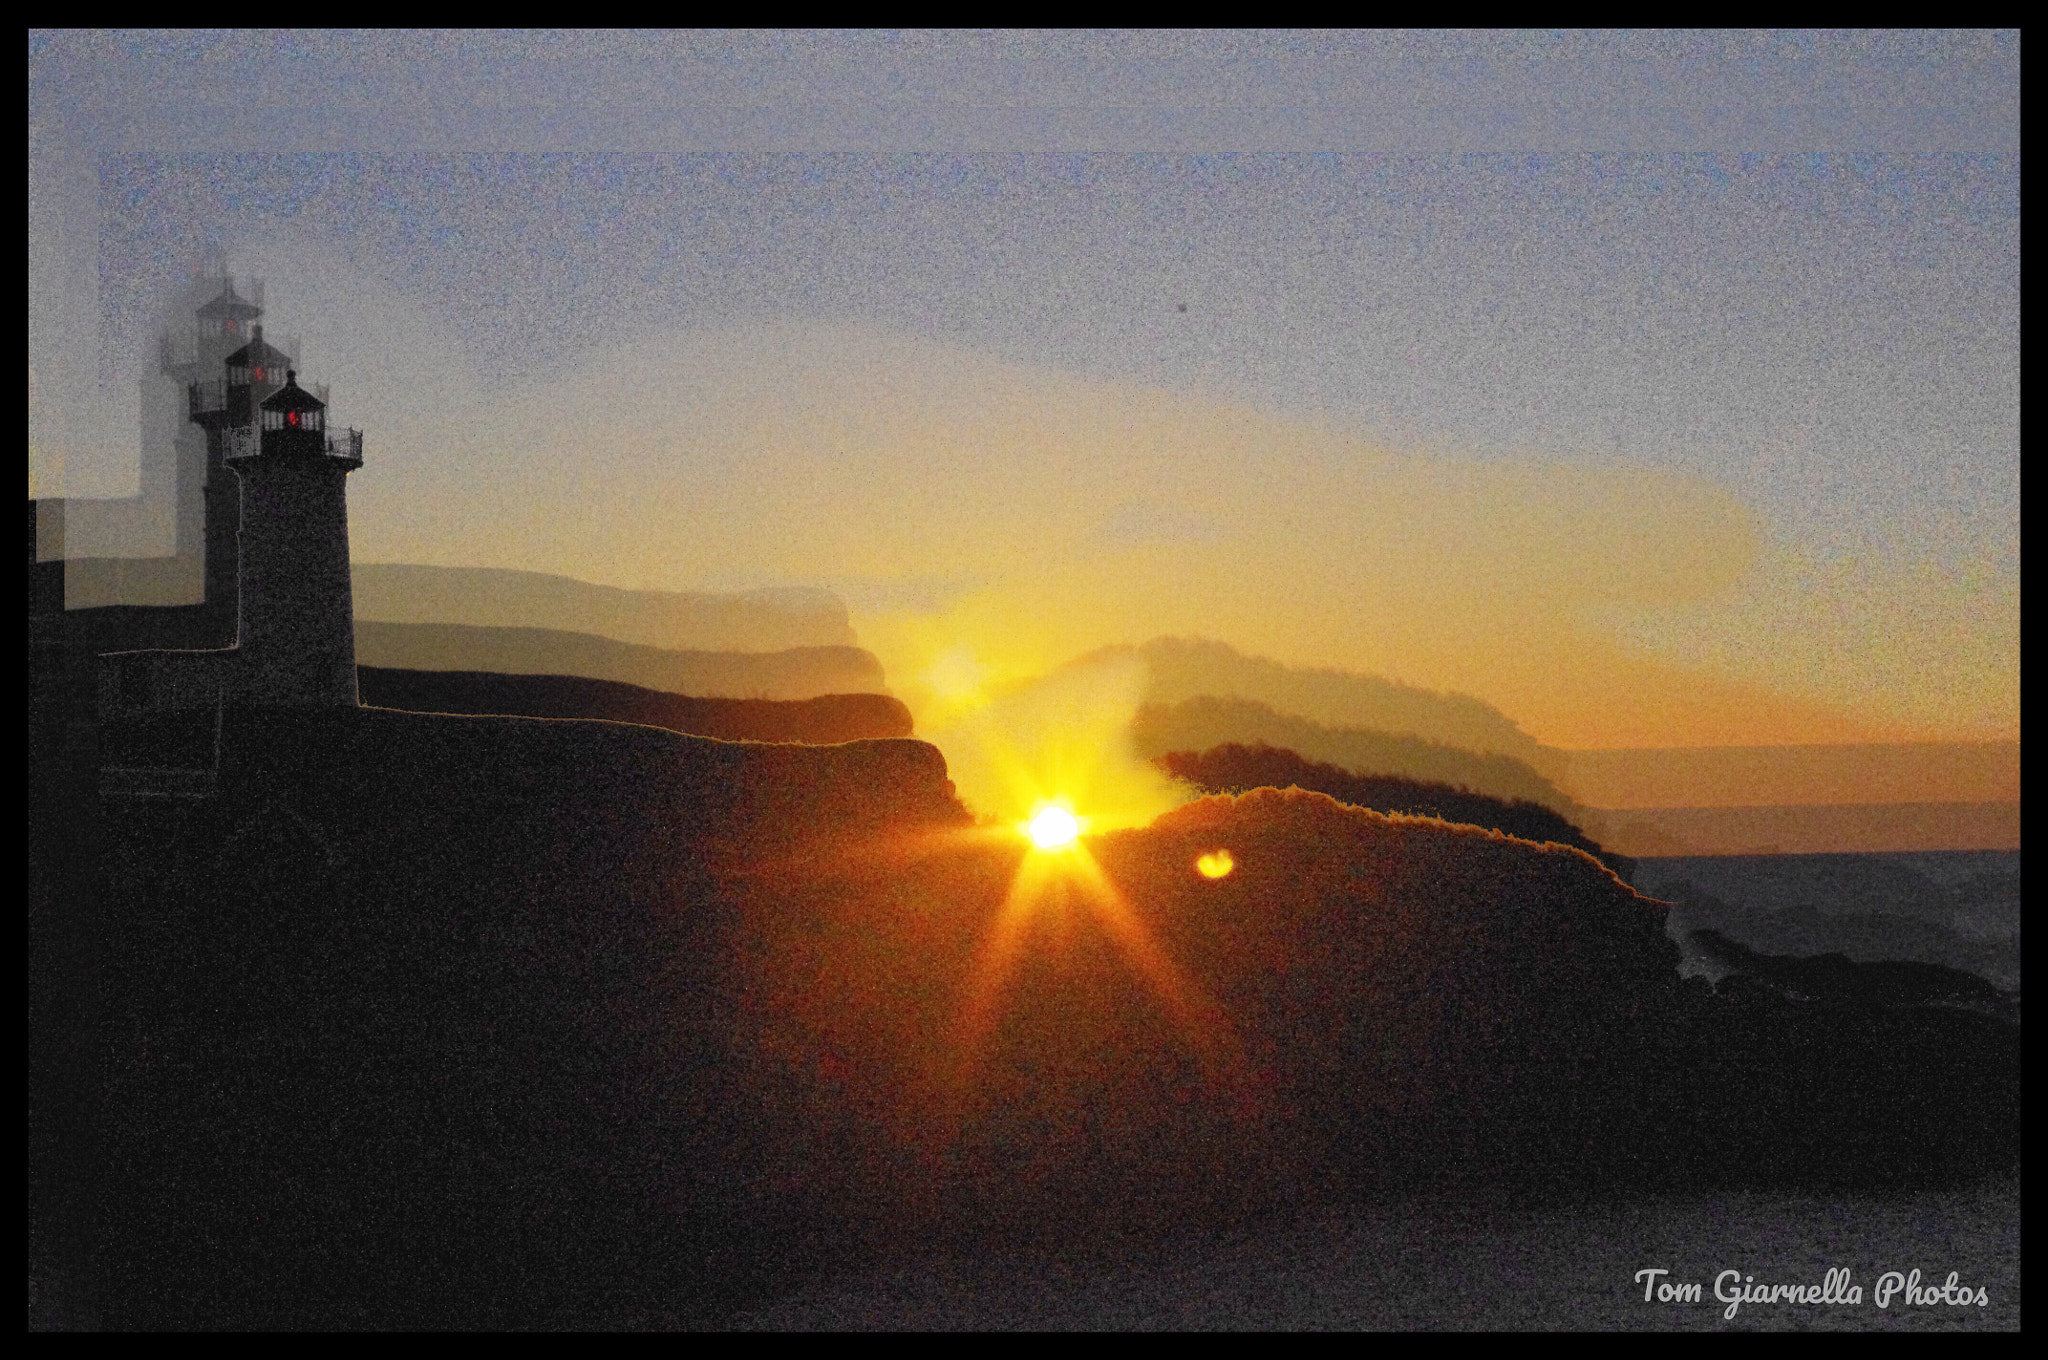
[102,279,365,716]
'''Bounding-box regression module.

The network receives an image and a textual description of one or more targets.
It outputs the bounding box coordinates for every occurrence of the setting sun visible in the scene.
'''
[1196,849,1234,879]
[1025,805,1082,849]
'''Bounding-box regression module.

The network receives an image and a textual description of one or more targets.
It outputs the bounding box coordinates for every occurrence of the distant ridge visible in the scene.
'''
[1098,637,1546,764]
[354,620,888,701]
[1102,637,2020,854]
[352,564,857,653]
[1095,639,2024,820]
[1154,741,1633,882]
[1132,695,1573,813]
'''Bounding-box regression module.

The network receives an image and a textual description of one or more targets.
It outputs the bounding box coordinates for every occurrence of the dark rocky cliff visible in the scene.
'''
[357,666,913,743]
[82,719,2019,1328]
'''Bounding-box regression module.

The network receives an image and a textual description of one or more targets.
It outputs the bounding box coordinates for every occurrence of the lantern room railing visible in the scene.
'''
[222,424,364,463]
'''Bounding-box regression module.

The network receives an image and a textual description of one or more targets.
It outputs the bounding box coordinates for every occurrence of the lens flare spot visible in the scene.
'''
[1196,849,1235,879]
[1025,805,1082,849]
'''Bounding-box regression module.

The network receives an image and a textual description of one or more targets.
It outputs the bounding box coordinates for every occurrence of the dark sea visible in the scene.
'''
[1633,850,2021,992]
[733,1180,2021,1329]
[729,850,2023,1330]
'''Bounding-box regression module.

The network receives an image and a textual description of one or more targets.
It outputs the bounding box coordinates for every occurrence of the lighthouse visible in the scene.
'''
[193,284,265,608]
[226,369,364,706]
[87,274,368,729]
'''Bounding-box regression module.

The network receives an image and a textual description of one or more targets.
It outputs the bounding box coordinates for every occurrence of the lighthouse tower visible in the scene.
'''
[225,369,364,706]
[182,279,274,631]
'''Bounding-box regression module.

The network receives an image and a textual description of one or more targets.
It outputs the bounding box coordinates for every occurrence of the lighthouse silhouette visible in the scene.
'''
[88,276,367,724]
[229,365,363,705]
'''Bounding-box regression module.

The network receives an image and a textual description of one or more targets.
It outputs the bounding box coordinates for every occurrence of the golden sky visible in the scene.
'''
[331,322,2011,753]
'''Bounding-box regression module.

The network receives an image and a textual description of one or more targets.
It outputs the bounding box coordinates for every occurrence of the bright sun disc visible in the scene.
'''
[1196,849,1234,878]
[1026,806,1082,849]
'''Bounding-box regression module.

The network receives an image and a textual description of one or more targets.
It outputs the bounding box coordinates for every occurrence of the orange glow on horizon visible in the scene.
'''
[338,322,2014,751]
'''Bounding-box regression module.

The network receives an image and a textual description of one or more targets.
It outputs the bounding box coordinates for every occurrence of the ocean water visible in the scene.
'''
[1632,851,2021,990]
[733,1180,2021,1330]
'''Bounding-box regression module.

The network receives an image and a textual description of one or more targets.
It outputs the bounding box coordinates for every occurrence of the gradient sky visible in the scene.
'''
[29,31,2020,750]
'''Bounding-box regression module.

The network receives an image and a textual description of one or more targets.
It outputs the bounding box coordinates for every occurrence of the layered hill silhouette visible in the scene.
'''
[1092,637,1547,765]
[354,620,888,700]
[1155,741,1631,881]
[90,709,2020,1327]
[1104,640,2019,854]
[356,667,913,744]
[353,564,858,652]
[1133,695,1574,813]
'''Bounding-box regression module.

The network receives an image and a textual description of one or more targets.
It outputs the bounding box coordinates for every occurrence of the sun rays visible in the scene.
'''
[949,819,1246,1106]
